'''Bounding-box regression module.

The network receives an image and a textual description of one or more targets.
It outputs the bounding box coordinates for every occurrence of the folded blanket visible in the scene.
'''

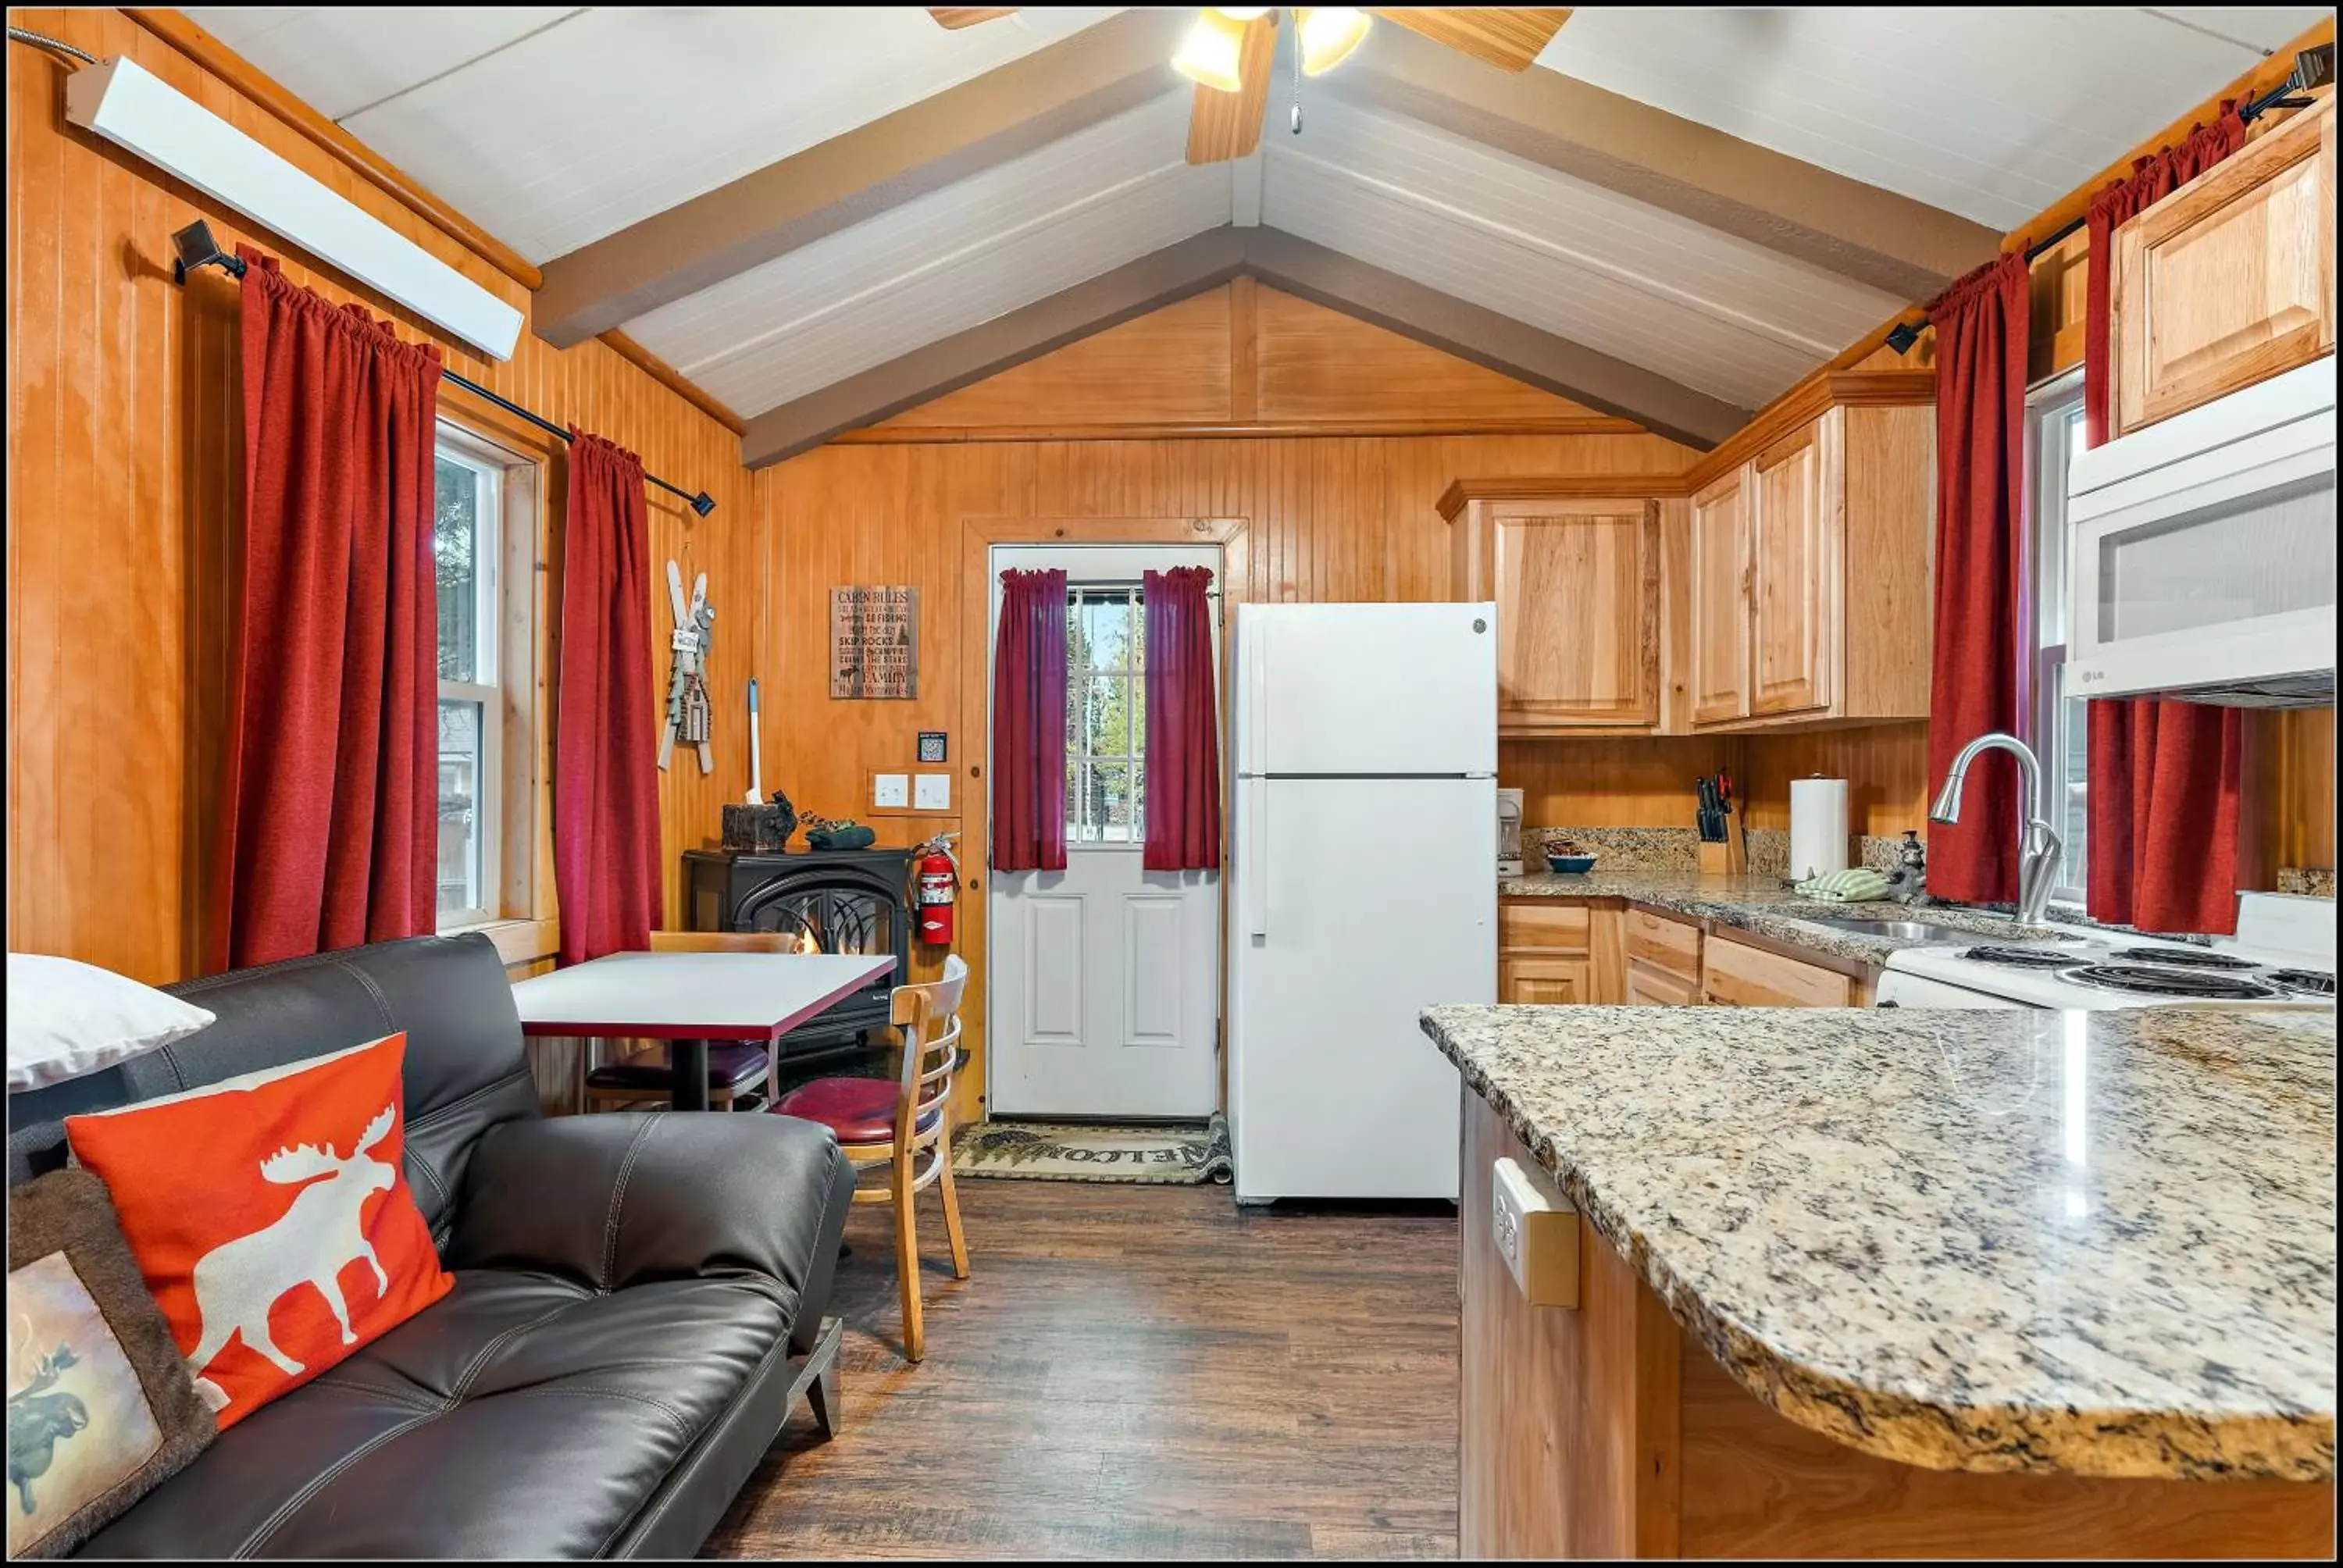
[1794,867,1891,902]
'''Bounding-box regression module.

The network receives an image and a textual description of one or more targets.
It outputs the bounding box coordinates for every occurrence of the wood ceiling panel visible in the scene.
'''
[181,5,577,121]
[879,290,1239,429]
[1253,287,1606,424]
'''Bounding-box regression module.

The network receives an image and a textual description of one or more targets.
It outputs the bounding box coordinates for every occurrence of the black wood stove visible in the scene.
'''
[683,846,911,1069]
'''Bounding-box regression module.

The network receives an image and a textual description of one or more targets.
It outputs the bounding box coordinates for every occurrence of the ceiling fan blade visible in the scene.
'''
[926,7,1019,27]
[1186,13,1278,166]
[1368,8,1571,72]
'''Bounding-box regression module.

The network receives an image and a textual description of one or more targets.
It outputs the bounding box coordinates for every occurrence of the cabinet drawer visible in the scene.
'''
[1624,907,1700,979]
[1624,962,1701,1007]
[1501,954,1590,1006]
[1500,901,1592,953]
[1701,935,1853,1008]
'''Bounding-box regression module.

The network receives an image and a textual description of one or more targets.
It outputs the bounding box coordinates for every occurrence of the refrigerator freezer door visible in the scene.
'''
[1229,775,1494,1201]
[1237,602,1496,777]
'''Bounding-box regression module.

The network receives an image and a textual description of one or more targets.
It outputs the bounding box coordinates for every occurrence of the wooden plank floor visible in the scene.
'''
[706,1179,1460,1559]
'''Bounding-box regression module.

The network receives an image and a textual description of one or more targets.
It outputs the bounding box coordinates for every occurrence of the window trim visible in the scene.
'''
[433,420,545,950]
[2023,369,2088,907]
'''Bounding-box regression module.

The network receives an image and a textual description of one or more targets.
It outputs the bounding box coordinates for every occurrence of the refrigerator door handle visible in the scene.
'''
[1250,615,1268,779]
[1247,776,1268,939]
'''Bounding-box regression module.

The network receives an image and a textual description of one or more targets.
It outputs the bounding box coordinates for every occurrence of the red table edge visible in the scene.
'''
[515,955,898,1040]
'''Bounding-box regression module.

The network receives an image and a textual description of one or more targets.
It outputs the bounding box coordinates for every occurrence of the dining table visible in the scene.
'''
[508,950,897,1111]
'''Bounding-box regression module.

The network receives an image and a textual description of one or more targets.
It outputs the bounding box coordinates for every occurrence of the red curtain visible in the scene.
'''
[1143,568,1221,871]
[1924,251,2031,904]
[2081,104,2251,935]
[214,248,443,971]
[2084,103,2246,447]
[553,432,662,965]
[991,569,1068,872]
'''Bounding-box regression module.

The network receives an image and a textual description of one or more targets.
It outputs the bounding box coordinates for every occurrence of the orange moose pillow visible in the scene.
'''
[63,1034,452,1427]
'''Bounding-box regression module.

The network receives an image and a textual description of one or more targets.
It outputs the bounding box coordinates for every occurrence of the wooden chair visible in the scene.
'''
[580,930,791,1112]
[774,955,969,1362]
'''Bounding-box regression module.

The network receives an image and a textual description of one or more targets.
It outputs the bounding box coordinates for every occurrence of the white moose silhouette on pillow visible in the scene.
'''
[184,1103,398,1406]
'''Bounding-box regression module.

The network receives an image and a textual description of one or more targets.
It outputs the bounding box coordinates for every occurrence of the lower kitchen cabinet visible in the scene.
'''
[1499,900,1625,1004]
[1701,933,1855,1008]
[1502,953,1591,1005]
[1625,964,1702,1006]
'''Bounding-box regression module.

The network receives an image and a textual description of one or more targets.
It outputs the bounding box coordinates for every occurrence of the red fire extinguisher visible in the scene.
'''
[915,834,959,947]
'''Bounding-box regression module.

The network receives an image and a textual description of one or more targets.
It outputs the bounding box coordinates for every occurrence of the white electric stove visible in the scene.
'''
[1874,893,2336,1010]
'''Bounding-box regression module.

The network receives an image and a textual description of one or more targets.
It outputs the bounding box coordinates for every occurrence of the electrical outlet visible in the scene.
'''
[872,772,909,809]
[913,773,951,811]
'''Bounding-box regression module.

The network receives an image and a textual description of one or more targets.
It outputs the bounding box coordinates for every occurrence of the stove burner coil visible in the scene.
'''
[2108,946,2259,971]
[2264,968,2336,998]
[2063,964,2279,1000]
[1959,946,2077,970]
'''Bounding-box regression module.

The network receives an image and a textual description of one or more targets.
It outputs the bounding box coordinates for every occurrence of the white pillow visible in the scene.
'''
[6,953,216,1092]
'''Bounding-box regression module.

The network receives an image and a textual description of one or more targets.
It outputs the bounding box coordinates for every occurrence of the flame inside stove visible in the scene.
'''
[790,928,821,956]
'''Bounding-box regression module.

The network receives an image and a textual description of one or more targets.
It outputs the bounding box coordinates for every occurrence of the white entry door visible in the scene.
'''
[987,545,1221,1119]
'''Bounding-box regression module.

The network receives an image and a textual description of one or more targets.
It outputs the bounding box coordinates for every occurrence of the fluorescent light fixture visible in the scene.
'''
[66,56,523,360]
[1173,9,1250,94]
[1296,7,1371,75]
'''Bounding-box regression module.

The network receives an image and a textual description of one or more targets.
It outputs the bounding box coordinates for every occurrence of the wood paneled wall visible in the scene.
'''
[5,8,751,983]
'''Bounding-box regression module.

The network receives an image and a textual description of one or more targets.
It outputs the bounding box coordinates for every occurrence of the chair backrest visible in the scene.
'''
[890,954,968,1142]
[647,929,794,954]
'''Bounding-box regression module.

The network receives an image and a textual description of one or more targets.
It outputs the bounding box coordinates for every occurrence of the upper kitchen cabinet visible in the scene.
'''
[1681,377,1937,732]
[1443,485,1662,735]
[2113,98,2336,438]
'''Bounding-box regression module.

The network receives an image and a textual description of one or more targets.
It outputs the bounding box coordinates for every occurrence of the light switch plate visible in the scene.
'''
[913,772,951,811]
[872,772,910,809]
[1492,1156,1579,1308]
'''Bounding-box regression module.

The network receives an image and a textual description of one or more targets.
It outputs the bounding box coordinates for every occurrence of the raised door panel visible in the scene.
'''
[1749,424,1835,718]
[1500,954,1590,1005]
[2114,99,2336,437]
[1491,502,1660,730]
[1689,470,1750,726]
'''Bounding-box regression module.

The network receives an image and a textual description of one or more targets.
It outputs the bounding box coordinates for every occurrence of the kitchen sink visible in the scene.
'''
[1799,918,1991,943]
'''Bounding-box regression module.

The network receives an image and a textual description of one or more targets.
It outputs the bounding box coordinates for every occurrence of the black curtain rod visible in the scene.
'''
[1884,46,2334,357]
[169,225,716,516]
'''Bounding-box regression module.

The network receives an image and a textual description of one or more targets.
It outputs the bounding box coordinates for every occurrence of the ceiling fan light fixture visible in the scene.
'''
[1213,7,1273,20]
[1173,9,1251,93]
[1296,7,1371,76]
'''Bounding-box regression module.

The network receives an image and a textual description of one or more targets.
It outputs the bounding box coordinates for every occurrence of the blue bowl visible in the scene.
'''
[1546,853,1597,875]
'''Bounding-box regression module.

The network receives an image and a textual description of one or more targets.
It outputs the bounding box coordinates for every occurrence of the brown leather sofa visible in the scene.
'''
[6,933,855,1558]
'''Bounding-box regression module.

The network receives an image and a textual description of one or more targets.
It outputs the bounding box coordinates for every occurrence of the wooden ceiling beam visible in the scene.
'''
[740,225,1751,466]
[1329,23,2000,303]
[532,8,1194,348]
[740,229,1251,468]
[1237,229,1748,449]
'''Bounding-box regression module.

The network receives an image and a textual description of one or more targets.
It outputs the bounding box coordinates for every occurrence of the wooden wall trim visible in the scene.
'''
[599,329,747,436]
[840,415,1649,444]
[119,8,544,290]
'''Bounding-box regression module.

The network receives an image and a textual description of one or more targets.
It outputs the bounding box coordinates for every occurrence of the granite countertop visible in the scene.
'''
[1422,1003,2338,1481]
[1498,868,2054,968]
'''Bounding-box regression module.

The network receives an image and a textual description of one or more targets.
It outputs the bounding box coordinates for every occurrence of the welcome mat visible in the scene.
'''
[950,1114,1232,1185]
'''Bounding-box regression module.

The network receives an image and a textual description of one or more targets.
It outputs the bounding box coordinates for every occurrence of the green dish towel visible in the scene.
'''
[806,825,876,851]
[1793,867,1891,902]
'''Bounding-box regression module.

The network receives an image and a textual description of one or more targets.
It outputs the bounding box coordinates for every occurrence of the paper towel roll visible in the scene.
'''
[1788,777,1849,882]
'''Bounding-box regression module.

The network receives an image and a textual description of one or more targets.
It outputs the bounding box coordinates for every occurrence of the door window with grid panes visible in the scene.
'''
[434,431,504,927]
[1067,586,1146,845]
[2025,372,2089,903]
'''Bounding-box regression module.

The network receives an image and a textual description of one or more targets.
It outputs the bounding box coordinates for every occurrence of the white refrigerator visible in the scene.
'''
[1228,602,1497,1203]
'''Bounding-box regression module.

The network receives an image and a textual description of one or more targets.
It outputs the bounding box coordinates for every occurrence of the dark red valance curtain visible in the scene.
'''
[1924,251,2031,905]
[214,248,443,971]
[2081,103,2251,935]
[553,432,662,964]
[992,569,1068,872]
[1143,567,1221,871]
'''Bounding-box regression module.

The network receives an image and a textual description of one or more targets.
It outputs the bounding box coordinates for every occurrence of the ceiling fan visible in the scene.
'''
[927,8,1572,163]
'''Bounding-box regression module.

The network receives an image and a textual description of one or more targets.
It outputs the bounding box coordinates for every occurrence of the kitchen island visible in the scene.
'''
[1421,1002,2337,1557]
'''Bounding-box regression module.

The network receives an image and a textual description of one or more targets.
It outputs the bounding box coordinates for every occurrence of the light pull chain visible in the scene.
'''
[1290,19,1303,135]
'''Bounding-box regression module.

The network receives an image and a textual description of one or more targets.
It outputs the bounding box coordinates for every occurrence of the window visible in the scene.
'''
[433,423,537,932]
[2024,372,2088,904]
[1066,586,1146,845]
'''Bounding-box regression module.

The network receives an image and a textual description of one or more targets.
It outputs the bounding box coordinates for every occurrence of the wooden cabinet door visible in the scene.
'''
[1700,935,1853,1008]
[2114,98,2336,437]
[1749,422,1835,718]
[1500,954,1590,1005]
[1490,501,1660,730]
[1624,962,1700,1007]
[1688,469,1750,725]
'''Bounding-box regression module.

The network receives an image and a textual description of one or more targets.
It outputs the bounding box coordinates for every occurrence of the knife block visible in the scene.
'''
[1698,814,1746,877]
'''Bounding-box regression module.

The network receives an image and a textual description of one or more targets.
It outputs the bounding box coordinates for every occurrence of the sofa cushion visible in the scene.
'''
[76,1267,793,1559]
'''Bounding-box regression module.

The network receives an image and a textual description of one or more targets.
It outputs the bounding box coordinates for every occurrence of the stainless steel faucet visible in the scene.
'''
[1929,731,2063,925]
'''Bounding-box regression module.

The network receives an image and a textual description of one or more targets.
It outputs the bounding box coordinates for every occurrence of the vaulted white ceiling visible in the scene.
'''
[184,5,2323,435]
